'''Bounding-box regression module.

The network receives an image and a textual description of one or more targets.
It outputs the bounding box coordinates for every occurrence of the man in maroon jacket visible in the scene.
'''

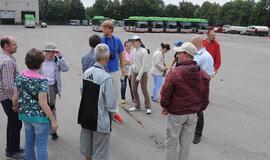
[160,42,210,160]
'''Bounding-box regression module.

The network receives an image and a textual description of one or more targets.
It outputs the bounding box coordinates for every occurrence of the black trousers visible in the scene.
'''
[195,111,204,137]
[1,99,22,154]
[120,76,134,100]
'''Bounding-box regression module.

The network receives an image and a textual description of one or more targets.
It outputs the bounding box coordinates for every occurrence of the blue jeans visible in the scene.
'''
[152,74,163,101]
[120,76,133,100]
[24,121,50,160]
[1,99,22,155]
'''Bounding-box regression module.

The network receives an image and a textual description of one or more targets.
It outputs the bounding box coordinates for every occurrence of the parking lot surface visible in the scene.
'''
[0,25,270,160]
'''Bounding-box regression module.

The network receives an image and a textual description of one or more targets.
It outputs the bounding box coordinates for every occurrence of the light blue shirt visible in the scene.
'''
[42,60,56,85]
[194,48,214,76]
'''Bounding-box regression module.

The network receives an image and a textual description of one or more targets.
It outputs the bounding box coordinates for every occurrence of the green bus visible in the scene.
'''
[197,19,209,33]
[24,14,35,28]
[92,16,109,32]
[188,18,209,33]
[174,18,193,33]
[123,16,148,33]
[123,16,209,34]
[123,19,135,32]
[146,17,164,33]
[161,17,178,33]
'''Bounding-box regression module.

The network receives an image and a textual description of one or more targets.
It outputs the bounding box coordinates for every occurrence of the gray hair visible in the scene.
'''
[94,44,110,62]
[191,35,203,43]
[191,35,204,49]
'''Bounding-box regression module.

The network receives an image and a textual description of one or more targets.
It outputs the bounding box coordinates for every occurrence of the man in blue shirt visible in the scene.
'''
[101,20,125,74]
[101,20,125,123]
[191,35,214,144]
[192,36,214,76]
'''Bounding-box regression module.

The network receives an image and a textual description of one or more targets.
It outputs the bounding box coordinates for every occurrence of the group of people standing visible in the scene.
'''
[0,36,69,159]
[0,19,221,160]
[78,19,221,160]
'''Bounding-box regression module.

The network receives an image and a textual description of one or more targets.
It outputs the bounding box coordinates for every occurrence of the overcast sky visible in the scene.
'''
[81,0,231,7]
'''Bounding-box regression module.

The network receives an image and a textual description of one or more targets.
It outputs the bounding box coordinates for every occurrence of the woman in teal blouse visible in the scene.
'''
[12,48,57,160]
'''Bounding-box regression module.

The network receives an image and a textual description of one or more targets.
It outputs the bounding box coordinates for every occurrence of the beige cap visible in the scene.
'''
[173,42,197,56]
[44,43,59,52]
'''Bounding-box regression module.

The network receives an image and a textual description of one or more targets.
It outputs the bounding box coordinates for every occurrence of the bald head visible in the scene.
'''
[191,35,203,50]
[207,30,216,41]
[0,36,17,54]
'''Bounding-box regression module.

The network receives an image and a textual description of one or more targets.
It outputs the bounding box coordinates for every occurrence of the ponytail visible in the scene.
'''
[160,42,170,51]
[140,40,150,54]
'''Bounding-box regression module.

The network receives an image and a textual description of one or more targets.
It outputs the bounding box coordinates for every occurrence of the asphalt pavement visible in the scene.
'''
[0,25,270,160]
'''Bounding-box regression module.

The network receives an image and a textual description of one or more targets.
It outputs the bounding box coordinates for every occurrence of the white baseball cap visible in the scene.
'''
[130,35,141,40]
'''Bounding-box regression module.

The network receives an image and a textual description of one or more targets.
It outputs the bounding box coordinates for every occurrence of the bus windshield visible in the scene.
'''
[199,22,208,29]
[182,22,191,29]
[137,21,148,28]
[124,19,136,26]
[152,21,163,28]
[167,22,177,29]
[92,20,104,25]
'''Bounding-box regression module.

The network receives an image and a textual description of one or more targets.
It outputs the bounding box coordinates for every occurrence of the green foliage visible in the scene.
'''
[46,0,85,24]
[218,0,255,26]
[252,0,270,26]
[70,0,85,20]
[178,1,200,18]
[164,4,179,17]
[39,0,48,21]
[40,0,270,26]
[196,1,221,26]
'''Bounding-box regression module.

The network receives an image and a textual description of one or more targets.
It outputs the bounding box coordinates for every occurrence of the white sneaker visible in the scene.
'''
[129,107,140,112]
[146,109,152,114]
[119,99,126,104]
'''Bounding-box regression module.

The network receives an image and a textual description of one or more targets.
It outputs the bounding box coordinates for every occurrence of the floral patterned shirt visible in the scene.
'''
[15,70,49,123]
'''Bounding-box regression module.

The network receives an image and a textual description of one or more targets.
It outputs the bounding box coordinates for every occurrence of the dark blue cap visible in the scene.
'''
[174,40,184,47]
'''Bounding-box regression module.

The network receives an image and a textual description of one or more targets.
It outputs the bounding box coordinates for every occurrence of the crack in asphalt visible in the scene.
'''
[120,105,165,150]
[149,134,165,149]
[120,105,145,128]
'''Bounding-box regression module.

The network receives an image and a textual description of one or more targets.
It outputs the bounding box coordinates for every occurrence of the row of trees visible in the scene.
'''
[40,0,270,27]
[39,0,85,24]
